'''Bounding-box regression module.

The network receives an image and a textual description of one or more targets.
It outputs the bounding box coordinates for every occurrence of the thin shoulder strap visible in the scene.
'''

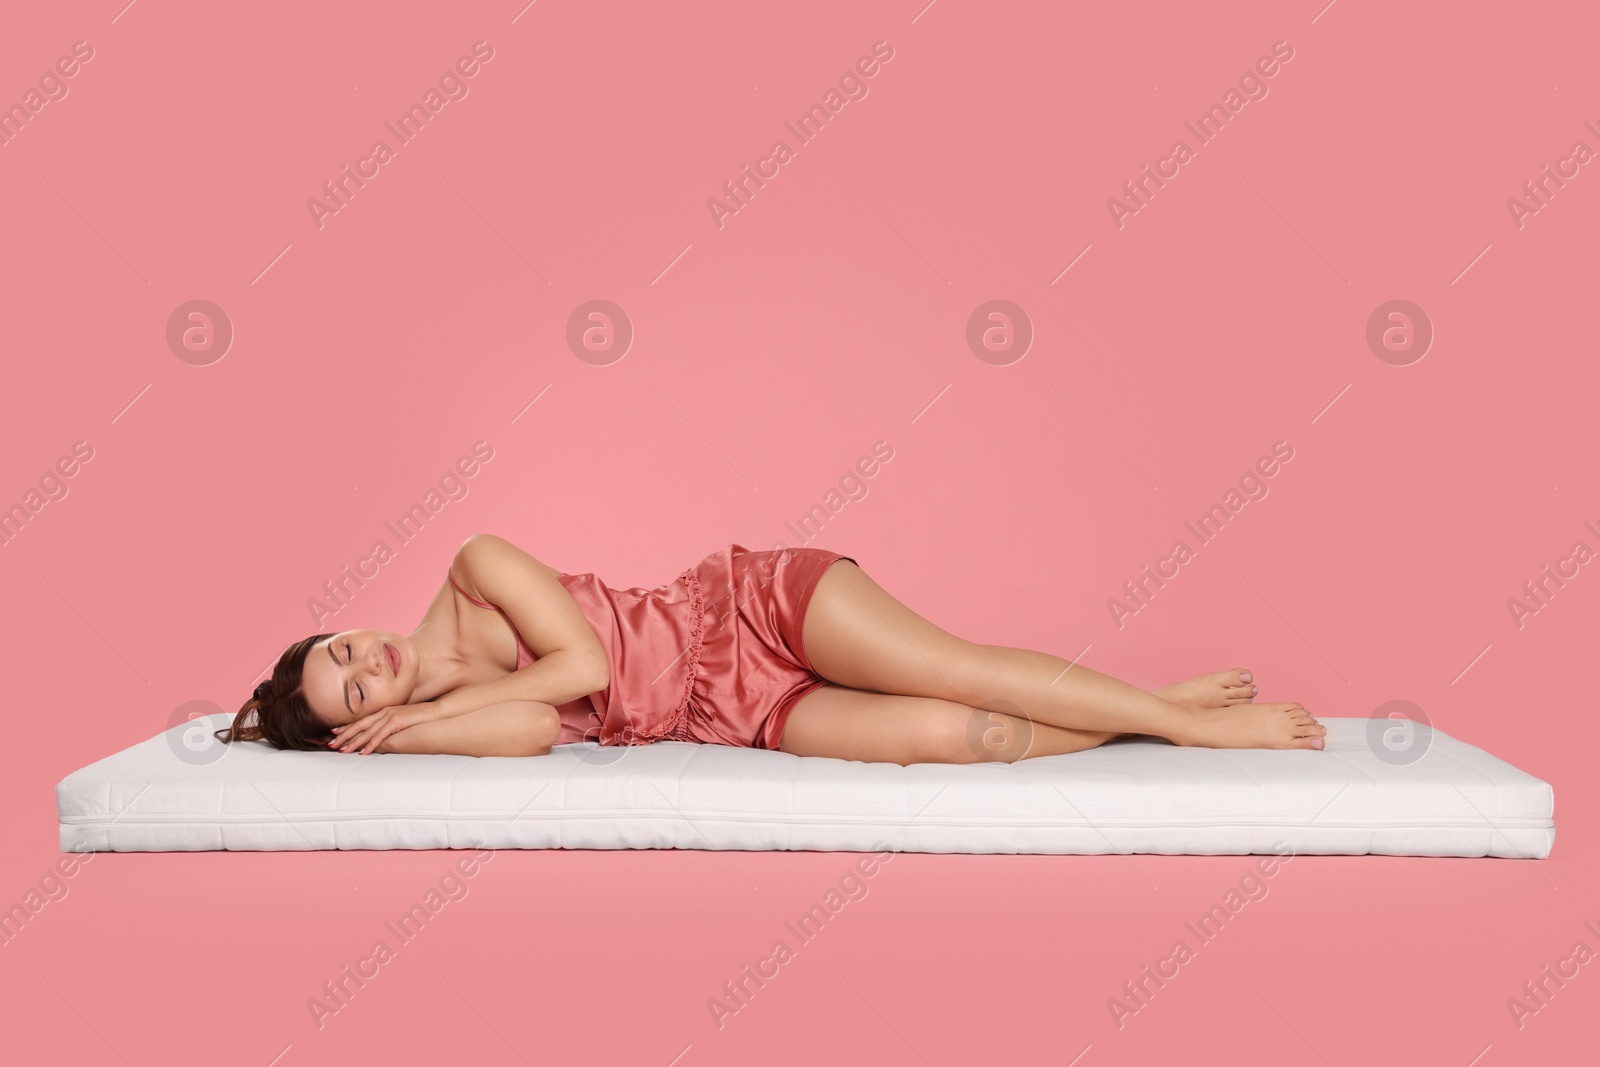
[446,569,494,610]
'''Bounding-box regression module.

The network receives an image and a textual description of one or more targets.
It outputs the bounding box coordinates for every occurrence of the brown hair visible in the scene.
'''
[214,633,337,751]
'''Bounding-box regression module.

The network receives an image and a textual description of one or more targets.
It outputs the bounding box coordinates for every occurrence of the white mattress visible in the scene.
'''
[56,715,1555,857]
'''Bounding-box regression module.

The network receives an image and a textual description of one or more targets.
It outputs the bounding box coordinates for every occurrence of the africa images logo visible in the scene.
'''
[1106,39,1296,229]
[306,41,496,229]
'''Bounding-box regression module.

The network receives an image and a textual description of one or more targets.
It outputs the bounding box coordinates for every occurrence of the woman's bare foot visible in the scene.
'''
[1154,669,1257,708]
[1173,702,1326,750]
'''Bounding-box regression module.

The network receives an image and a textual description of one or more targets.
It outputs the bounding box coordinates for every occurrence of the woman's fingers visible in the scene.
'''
[335,713,383,751]
[330,707,419,752]
[330,718,360,745]
[358,721,397,755]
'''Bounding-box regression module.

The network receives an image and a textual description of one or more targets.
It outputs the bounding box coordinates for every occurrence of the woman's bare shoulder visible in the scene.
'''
[452,533,559,583]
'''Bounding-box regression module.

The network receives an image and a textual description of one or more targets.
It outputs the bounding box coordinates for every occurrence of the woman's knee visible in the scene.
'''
[915,701,995,764]
[932,706,1118,763]
[943,641,1028,707]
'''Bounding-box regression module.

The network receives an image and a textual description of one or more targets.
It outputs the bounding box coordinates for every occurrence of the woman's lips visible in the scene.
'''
[385,642,399,675]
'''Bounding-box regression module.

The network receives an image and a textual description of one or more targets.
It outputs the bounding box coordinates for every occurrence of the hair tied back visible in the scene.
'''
[222,632,335,750]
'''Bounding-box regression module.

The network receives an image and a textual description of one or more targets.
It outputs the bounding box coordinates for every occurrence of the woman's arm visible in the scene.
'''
[374,701,560,757]
[441,533,610,716]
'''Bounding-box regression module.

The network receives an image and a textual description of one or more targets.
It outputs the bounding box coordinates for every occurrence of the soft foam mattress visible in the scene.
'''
[56,715,1555,857]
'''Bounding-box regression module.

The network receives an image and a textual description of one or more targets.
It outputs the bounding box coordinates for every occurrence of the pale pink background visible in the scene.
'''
[1,1,1593,1062]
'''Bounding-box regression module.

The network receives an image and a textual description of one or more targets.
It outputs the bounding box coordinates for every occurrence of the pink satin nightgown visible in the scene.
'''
[446,544,856,750]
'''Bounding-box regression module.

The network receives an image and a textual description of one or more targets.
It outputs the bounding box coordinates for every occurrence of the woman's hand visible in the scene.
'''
[330,701,443,755]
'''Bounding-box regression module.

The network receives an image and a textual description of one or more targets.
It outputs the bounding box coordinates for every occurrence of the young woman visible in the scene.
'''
[217,534,1326,764]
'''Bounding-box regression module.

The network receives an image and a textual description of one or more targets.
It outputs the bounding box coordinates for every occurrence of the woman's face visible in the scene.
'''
[299,630,414,727]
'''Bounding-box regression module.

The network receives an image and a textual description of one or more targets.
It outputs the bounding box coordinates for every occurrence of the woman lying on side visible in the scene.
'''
[218,534,1325,765]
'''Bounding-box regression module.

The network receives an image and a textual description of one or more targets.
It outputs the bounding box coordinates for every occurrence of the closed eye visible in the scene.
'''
[346,642,364,703]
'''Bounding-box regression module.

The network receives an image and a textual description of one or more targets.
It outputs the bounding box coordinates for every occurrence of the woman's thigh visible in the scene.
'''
[800,559,985,702]
[778,683,1114,766]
